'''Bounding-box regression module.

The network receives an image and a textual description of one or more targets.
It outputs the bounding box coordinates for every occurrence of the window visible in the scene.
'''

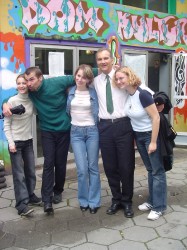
[99,0,120,3]
[123,0,168,13]
[100,0,175,14]
[148,0,168,13]
[122,0,145,9]
[35,48,73,75]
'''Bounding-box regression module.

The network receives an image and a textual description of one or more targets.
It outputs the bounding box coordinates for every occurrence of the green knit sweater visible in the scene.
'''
[29,70,98,132]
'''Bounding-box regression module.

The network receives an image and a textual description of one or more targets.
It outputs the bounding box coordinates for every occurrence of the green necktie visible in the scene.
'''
[106,75,114,114]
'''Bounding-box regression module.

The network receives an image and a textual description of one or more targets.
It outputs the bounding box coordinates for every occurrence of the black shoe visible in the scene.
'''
[106,203,121,215]
[89,207,98,214]
[29,193,42,206]
[80,206,89,212]
[53,193,62,204]
[124,204,134,218]
[44,203,54,213]
[19,206,34,216]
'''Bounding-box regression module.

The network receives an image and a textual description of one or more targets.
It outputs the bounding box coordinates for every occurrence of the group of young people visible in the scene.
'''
[3,47,168,221]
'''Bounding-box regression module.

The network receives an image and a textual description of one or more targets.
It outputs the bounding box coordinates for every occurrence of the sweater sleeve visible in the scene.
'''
[47,68,98,90]
[4,115,15,147]
[92,68,98,77]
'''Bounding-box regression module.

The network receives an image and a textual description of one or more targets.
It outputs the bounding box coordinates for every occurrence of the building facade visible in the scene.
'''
[0,0,187,169]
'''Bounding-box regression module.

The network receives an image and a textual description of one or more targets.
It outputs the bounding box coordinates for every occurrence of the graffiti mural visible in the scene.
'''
[18,0,109,36]
[117,13,187,47]
[107,36,120,65]
[177,0,187,15]
[0,32,25,168]
[173,53,187,132]
[7,0,187,49]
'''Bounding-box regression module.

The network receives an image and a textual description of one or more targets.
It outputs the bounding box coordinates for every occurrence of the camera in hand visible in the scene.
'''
[10,104,25,115]
[0,104,25,119]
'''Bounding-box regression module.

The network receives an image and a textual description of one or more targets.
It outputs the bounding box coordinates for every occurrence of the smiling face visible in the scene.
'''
[75,69,90,90]
[96,49,113,75]
[16,76,28,94]
[113,67,141,94]
[114,71,129,90]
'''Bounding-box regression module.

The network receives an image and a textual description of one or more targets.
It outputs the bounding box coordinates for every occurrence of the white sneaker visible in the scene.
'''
[138,202,152,211]
[147,210,162,220]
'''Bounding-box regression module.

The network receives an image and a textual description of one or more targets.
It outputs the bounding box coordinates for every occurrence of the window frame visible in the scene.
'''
[120,0,176,14]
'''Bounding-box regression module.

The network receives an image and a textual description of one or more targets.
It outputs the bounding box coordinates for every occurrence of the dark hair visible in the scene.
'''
[74,64,94,86]
[25,67,43,78]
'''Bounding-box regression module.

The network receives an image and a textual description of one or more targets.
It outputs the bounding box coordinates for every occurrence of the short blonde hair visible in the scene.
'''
[96,47,113,59]
[74,64,94,86]
[113,66,141,87]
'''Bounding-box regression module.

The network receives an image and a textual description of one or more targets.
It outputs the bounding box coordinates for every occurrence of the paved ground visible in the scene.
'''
[0,147,187,250]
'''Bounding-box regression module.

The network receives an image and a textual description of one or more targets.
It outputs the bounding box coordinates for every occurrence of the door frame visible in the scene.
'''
[171,53,187,146]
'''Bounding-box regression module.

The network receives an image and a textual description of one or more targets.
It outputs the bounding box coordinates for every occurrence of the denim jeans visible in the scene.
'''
[9,139,36,214]
[135,131,167,212]
[71,125,101,208]
[41,130,70,203]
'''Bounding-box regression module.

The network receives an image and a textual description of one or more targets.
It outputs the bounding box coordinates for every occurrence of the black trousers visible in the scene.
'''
[10,139,36,213]
[41,130,70,203]
[98,117,135,206]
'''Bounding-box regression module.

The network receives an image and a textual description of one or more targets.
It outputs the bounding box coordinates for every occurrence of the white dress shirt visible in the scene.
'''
[93,69,128,119]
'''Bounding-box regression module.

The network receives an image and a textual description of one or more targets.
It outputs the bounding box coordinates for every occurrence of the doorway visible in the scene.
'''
[122,49,172,97]
[148,52,172,96]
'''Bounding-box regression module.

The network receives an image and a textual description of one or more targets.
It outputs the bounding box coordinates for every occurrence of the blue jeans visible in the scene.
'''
[41,130,70,203]
[9,139,36,214]
[135,131,167,212]
[71,125,101,208]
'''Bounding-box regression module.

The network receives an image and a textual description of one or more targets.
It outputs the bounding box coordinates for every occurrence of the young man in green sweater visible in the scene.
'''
[3,66,98,213]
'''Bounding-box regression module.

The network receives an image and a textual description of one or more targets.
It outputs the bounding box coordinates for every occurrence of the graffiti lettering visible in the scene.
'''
[117,11,187,47]
[74,2,104,35]
[20,0,107,35]
[20,1,50,33]
[17,1,187,47]
[47,0,75,32]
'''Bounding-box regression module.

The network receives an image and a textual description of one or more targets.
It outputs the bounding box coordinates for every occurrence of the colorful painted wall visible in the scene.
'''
[1,0,187,169]
[177,0,187,14]
[173,51,187,133]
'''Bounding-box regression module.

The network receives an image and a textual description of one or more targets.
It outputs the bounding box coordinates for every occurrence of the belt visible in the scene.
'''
[99,117,128,123]
[14,139,33,143]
